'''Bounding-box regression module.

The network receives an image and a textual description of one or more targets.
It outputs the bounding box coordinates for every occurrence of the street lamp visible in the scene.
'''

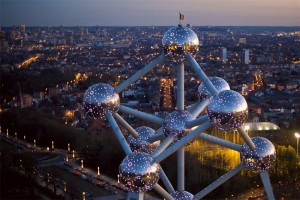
[72,150,75,159]
[117,174,120,185]
[15,132,17,140]
[68,143,70,151]
[66,155,69,162]
[51,141,54,149]
[23,135,26,141]
[6,129,8,138]
[34,139,36,147]
[97,166,100,176]
[82,192,86,200]
[81,159,84,169]
[295,132,300,156]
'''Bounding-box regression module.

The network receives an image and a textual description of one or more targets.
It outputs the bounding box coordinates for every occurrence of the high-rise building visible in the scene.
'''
[220,47,227,63]
[243,49,250,64]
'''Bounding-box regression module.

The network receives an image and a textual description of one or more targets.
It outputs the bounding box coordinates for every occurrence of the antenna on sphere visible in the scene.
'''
[179,12,184,26]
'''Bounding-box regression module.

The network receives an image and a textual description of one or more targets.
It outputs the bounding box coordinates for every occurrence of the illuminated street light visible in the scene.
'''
[81,159,84,169]
[82,192,86,200]
[52,141,54,149]
[15,132,17,140]
[295,132,300,156]
[72,150,75,159]
[97,166,100,176]
[117,174,120,185]
[6,129,8,138]
[68,143,70,151]
[66,155,69,162]
[34,139,36,147]
[23,135,26,141]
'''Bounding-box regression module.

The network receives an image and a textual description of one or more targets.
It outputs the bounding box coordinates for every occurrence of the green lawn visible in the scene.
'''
[41,165,112,198]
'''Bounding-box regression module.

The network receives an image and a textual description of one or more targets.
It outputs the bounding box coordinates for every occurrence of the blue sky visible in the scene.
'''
[1,0,299,26]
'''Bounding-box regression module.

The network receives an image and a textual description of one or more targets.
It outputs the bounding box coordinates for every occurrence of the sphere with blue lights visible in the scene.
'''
[119,152,160,192]
[127,126,160,153]
[198,77,230,101]
[171,191,194,200]
[162,25,199,62]
[207,90,248,131]
[240,137,276,173]
[83,83,120,119]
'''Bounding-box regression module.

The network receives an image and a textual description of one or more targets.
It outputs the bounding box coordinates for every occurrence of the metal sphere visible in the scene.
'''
[198,77,230,101]
[127,126,160,153]
[119,152,160,192]
[162,25,199,62]
[163,110,195,141]
[207,90,248,131]
[171,191,194,200]
[83,83,120,119]
[240,137,276,173]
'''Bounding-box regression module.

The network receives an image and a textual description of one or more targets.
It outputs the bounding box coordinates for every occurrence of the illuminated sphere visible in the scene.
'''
[119,152,160,192]
[240,137,276,173]
[162,25,199,62]
[83,83,120,119]
[127,126,160,153]
[163,110,195,141]
[171,191,194,200]
[207,90,248,131]
[198,77,230,101]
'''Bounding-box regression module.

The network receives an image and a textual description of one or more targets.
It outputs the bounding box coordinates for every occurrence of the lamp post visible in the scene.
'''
[68,143,70,151]
[82,192,86,200]
[52,141,54,149]
[6,129,8,138]
[97,166,100,176]
[72,150,75,159]
[295,132,300,156]
[117,174,120,185]
[81,159,83,169]
[34,139,36,147]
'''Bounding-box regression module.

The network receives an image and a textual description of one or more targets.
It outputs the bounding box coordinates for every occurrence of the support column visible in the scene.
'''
[127,191,144,200]
[177,62,185,192]
[237,127,256,150]
[113,113,139,139]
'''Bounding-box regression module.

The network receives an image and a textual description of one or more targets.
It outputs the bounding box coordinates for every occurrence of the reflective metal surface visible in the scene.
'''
[163,110,195,141]
[171,191,194,200]
[83,83,120,119]
[119,152,160,192]
[240,137,276,173]
[207,90,248,131]
[162,25,199,62]
[198,77,230,101]
[127,126,160,153]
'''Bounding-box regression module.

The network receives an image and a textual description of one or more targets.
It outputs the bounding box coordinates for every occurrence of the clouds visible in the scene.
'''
[0,0,299,26]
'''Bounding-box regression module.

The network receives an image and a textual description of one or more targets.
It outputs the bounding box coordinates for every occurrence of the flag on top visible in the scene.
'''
[179,13,184,20]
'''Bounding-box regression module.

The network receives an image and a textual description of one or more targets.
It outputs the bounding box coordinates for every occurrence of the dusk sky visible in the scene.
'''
[1,0,299,26]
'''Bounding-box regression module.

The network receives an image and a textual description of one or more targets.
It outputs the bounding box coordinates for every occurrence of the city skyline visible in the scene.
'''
[1,0,299,27]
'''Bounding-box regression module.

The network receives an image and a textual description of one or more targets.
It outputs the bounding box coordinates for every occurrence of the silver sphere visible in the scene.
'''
[207,90,248,131]
[198,77,230,101]
[163,110,195,141]
[83,83,120,119]
[127,126,160,153]
[171,191,194,200]
[240,137,276,173]
[119,152,160,192]
[162,25,199,62]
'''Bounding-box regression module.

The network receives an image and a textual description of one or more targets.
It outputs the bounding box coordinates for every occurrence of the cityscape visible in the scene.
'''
[1,1,300,200]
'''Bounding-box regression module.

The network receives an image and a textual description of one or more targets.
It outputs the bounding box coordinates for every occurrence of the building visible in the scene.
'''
[239,37,246,44]
[243,49,250,64]
[22,94,33,108]
[220,47,227,63]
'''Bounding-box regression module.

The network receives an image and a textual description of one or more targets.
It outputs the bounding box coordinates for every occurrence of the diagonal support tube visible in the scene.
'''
[105,112,132,155]
[260,171,275,200]
[186,115,209,129]
[153,184,174,200]
[237,127,256,150]
[185,53,218,96]
[198,133,242,151]
[155,120,211,163]
[191,98,210,118]
[119,105,163,125]
[151,134,175,158]
[113,113,139,139]
[148,128,165,143]
[186,102,201,113]
[193,164,244,200]
[115,53,166,93]
[159,168,175,194]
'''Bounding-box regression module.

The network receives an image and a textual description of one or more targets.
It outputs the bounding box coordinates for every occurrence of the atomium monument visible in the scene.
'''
[83,17,276,200]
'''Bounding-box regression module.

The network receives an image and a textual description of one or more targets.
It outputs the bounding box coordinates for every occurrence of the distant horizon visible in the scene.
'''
[1,0,299,27]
